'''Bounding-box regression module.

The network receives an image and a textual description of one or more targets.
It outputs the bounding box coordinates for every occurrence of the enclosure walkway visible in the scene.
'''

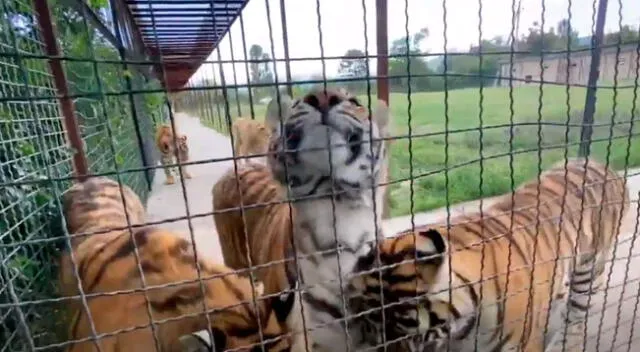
[145,113,233,260]
[144,112,640,350]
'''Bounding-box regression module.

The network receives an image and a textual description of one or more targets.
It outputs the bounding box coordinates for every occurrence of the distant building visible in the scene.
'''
[497,44,639,87]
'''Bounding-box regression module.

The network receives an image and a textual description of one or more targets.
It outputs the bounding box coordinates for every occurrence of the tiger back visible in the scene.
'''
[264,88,390,351]
[212,162,296,297]
[350,158,629,352]
[231,117,271,165]
[59,177,145,299]
[60,177,299,352]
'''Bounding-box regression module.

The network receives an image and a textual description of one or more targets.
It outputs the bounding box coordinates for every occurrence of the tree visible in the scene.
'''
[249,44,264,98]
[248,45,276,98]
[338,49,369,93]
[604,25,640,44]
[388,27,433,91]
[338,49,368,78]
[557,18,571,39]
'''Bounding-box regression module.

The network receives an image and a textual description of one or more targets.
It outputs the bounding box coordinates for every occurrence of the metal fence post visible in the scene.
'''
[33,0,89,182]
[108,0,155,190]
[376,0,391,219]
[579,0,608,157]
[280,0,293,97]
[376,0,389,104]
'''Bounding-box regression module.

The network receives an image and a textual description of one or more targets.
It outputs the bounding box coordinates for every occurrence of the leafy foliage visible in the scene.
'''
[249,44,275,99]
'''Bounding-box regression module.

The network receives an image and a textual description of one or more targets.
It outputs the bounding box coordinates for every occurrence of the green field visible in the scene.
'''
[196,85,640,217]
[385,85,640,216]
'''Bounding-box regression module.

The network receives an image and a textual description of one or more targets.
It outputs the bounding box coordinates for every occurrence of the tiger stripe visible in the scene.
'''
[350,158,629,352]
[59,177,296,352]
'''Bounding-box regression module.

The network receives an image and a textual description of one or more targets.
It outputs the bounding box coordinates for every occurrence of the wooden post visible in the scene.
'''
[33,0,88,182]
[376,0,391,219]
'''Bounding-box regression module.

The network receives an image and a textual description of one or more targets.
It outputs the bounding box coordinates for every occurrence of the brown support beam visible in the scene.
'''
[376,0,391,219]
[33,0,88,182]
[280,0,293,96]
[376,0,389,104]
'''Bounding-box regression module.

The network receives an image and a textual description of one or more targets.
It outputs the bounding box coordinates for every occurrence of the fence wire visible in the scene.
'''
[1,0,640,351]
[1,0,159,350]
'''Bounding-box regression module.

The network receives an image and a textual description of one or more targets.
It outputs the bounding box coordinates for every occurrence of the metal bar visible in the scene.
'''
[578,0,608,157]
[131,9,237,14]
[279,0,293,96]
[146,44,219,48]
[376,0,389,104]
[109,0,154,189]
[67,0,120,49]
[33,0,88,181]
[164,0,252,91]
[375,0,390,219]
[148,44,217,49]
[141,31,224,36]
[111,0,153,76]
[138,24,228,28]
[131,13,233,17]
[239,12,255,119]
[135,18,232,23]
[127,0,245,5]
[140,28,227,32]
[225,1,242,117]
[131,10,235,16]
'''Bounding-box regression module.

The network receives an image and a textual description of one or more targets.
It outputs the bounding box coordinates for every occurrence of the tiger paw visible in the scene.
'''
[165,175,175,185]
[183,172,192,179]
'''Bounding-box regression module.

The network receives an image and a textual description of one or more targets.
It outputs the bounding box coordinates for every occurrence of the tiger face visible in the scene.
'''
[265,88,389,198]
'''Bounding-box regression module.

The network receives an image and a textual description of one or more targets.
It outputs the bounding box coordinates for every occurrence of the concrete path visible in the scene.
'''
[146,113,234,258]
[145,112,640,350]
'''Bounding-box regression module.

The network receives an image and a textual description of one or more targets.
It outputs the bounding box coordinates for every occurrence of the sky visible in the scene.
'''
[190,0,640,85]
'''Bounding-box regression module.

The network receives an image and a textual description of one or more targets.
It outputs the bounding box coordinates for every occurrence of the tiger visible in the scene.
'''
[264,87,391,351]
[212,162,295,298]
[58,177,299,352]
[156,123,192,185]
[59,176,146,299]
[231,117,271,166]
[333,88,392,219]
[349,158,629,352]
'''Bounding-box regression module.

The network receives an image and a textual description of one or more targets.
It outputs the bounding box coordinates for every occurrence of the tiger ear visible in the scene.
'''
[265,95,293,135]
[416,229,447,257]
[270,245,300,323]
[271,280,298,323]
[179,328,226,352]
[372,99,390,137]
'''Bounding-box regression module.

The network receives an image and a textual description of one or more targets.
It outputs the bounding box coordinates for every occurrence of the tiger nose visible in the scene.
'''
[284,125,302,152]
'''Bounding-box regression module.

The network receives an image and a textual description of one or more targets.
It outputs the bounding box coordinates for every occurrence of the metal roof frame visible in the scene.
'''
[124,0,250,90]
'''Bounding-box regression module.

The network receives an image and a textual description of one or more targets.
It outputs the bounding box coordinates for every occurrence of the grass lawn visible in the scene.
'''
[191,84,640,217]
[385,85,640,216]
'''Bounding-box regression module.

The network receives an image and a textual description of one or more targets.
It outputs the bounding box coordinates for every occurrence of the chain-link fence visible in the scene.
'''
[0,0,163,349]
[2,0,640,351]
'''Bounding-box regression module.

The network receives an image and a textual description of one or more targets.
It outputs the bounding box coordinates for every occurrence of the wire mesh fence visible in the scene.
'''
[1,0,640,351]
[1,0,162,349]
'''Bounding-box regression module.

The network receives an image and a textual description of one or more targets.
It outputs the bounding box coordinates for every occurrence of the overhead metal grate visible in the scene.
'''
[125,0,249,90]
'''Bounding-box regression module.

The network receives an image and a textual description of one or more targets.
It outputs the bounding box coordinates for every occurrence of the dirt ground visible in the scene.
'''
[146,113,640,351]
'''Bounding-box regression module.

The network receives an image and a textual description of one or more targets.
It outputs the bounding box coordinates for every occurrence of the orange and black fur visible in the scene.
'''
[231,117,271,166]
[59,177,298,352]
[350,159,629,352]
[156,124,192,185]
[212,163,295,297]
